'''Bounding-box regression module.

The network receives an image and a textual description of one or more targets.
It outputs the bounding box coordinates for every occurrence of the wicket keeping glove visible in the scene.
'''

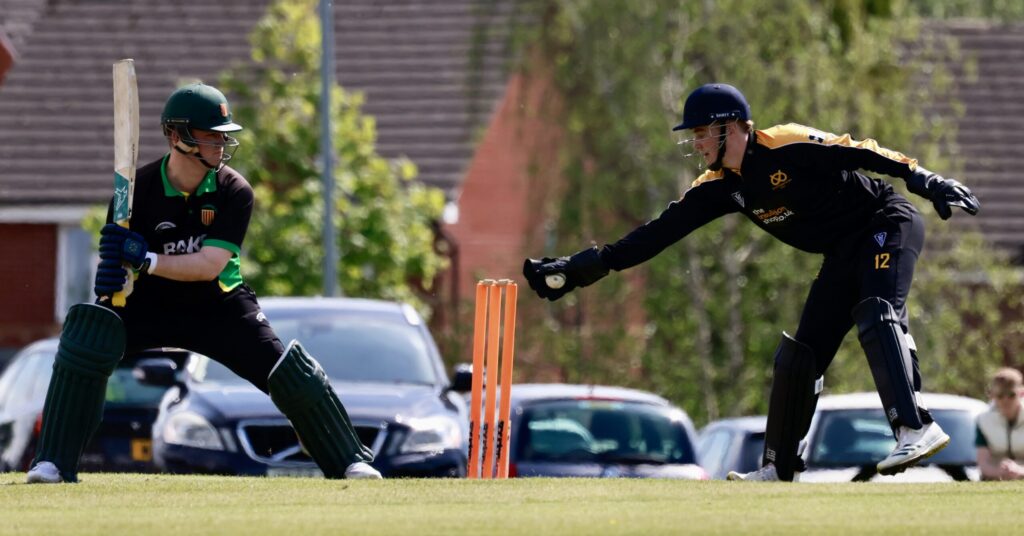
[94,258,129,298]
[905,168,980,220]
[99,223,154,273]
[523,246,609,301]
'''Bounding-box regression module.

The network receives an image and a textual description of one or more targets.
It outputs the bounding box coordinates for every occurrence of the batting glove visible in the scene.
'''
[94,258,129,298]
[99,223,154,272]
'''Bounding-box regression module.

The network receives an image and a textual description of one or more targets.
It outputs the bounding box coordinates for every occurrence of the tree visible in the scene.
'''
[509,0,1018,424]
[218,0,447,314]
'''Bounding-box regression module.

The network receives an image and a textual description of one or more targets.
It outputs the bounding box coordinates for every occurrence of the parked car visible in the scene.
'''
[0,338,181,473]
[697,416,766,480]
[697,392,987,482]
[501,384,707,479]
[801,392,987,482]
[143,297,469,478]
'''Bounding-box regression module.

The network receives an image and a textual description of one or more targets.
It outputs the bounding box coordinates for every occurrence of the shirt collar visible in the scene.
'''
[161,154,217,197]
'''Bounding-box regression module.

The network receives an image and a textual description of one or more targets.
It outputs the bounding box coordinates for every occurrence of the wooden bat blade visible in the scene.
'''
[113,58,139,227]
[112,58,139,307]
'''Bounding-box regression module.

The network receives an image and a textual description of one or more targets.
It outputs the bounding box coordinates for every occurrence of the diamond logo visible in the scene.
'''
[874,232,887,247]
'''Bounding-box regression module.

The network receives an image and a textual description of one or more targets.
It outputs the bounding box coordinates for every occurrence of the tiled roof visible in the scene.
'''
[0,0,47,50]
[938,21,1024,261]
[0,0,512,207]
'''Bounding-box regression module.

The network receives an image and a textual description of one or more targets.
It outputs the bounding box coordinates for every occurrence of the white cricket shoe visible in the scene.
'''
[727,463,800,482]
[344,461,382,480]
[26,461,63,484]
[877,421,950,476]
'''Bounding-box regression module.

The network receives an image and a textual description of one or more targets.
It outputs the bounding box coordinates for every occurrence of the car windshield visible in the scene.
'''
[105,366,170,407]
[808,408,978,467]
[192,310,438,385]
[516,399,696,465]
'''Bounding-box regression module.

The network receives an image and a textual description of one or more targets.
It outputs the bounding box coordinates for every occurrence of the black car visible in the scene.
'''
[143,297,469,478]
[505,384,707,479]
[0,338,179,473]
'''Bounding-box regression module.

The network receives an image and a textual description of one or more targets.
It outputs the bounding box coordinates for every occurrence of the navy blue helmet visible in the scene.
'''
[672,83,751,131]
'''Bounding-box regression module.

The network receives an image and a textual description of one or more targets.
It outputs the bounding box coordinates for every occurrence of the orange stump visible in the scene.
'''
[467,279,518,479]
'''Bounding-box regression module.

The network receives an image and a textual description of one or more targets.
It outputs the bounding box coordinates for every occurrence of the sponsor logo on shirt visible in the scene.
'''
[155,221,177,232]
[753,206,795,224]
[162,234,207,255]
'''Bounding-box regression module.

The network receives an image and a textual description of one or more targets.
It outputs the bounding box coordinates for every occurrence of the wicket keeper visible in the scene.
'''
[27,83,381,483]
[523,83,980,481]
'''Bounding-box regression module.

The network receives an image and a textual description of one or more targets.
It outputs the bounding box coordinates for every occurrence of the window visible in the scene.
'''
[516,400,696,464]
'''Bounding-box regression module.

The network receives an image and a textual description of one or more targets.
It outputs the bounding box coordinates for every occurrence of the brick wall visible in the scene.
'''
[445,70,564,297]
[0,223,59,348]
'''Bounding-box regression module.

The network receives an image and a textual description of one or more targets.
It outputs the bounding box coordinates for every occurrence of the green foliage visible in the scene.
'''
[511,0,1019,424]
[218,0,447,313]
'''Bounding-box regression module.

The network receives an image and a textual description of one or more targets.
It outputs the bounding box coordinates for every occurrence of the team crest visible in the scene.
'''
[219,103,229,117]
[201,205,216,226]
[731,191,745,207]
[874,232,887,247]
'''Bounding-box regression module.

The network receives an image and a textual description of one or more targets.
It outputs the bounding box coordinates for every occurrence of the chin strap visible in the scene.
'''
[708,123,728,172]
[173,140,219,170]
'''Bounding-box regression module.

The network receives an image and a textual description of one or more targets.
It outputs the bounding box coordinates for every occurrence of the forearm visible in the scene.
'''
[601,195,724,271]
[976,448,1003,479]
[149,247,230,282]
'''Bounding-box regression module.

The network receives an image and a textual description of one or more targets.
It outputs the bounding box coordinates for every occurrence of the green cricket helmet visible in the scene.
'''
[161,83,241,170]
[161,83,242,132]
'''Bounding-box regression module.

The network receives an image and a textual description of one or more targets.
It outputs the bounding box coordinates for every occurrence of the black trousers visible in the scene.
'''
[794,201,925,385]
[118,284,284,393]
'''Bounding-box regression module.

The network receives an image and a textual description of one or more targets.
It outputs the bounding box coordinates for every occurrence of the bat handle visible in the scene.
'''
[110,220,132,307]
[111,262,135,307]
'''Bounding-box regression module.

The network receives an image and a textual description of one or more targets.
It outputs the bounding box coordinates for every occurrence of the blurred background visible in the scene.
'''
[0,0,1021,426]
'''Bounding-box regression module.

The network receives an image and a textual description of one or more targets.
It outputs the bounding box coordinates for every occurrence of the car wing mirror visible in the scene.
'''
[133,358,181,388]
[449,363,473,393]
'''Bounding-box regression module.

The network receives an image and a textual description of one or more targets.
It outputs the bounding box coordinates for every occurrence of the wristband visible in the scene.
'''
[140,252,159,275]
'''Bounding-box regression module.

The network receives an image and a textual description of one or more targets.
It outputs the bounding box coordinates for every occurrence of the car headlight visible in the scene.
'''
[163,411,225,450]
[399,416,462,454]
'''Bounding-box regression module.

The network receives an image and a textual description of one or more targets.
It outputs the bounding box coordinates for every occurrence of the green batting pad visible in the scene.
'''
[33,304,125,483]
[268,341,373,478]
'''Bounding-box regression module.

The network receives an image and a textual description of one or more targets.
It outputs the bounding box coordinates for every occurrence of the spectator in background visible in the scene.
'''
[976,367,1024,480]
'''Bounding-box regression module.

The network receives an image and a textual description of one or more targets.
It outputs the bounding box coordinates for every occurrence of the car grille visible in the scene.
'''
[237,419,385,464]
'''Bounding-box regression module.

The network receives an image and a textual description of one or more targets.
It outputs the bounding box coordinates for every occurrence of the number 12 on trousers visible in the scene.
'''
[875,253,890,269]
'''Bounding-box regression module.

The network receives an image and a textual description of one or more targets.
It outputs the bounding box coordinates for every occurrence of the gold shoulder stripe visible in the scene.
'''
[757,123,917,168]
[690,169,724,189]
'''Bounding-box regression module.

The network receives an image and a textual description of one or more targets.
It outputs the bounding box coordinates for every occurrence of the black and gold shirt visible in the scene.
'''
[601,123,921,269]
[105,154,254,304]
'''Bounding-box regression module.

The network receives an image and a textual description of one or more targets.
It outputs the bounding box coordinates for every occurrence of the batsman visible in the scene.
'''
[27,83,380,483]
[523,83,980,481]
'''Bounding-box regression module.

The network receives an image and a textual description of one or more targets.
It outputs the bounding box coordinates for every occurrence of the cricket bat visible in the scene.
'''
[111,59,139,307]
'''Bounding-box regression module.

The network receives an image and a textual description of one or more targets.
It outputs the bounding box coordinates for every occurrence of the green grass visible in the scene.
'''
[1,474,1022,535]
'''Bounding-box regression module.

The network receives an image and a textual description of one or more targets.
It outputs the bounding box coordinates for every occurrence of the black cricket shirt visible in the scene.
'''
[601,123,922,270]
[106,154,255,304]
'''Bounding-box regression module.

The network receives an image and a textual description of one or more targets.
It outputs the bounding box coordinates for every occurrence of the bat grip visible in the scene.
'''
[111,219,132,307]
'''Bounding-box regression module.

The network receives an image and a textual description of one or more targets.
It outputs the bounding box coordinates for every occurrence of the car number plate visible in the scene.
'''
[266,467,324,478]
[131,439,152,461]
